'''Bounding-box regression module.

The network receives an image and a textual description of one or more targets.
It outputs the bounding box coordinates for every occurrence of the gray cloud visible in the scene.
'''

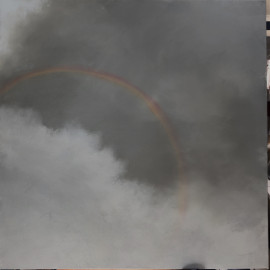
[0,106,267,268]
[0,0,267,268]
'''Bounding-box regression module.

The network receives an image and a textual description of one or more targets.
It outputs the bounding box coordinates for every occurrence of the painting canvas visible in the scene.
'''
[0,0,267,268]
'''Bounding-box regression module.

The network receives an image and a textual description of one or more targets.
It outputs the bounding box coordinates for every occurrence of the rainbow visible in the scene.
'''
[0,66,187,212]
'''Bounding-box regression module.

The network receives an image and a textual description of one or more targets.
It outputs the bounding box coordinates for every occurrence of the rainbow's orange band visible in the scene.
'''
[0,66,187,212]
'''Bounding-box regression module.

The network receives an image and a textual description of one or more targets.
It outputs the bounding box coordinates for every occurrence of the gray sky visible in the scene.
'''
[0,0,267,268]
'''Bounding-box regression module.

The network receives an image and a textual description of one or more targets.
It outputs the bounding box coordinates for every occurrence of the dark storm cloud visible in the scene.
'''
[0,0,266,191]
[0,0,192,189]
[0,0,267,267]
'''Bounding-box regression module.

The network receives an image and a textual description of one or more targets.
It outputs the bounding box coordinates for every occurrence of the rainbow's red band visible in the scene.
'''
[0,66,187,213]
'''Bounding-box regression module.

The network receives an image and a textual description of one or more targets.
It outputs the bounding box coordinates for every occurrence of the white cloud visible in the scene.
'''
[0,106,266,268]
[0,106,182,267]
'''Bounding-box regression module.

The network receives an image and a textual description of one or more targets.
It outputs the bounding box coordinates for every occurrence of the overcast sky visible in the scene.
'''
[0,0,267,268]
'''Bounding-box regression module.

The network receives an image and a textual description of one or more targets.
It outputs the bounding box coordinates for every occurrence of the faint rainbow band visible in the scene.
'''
[0,66,187,213]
